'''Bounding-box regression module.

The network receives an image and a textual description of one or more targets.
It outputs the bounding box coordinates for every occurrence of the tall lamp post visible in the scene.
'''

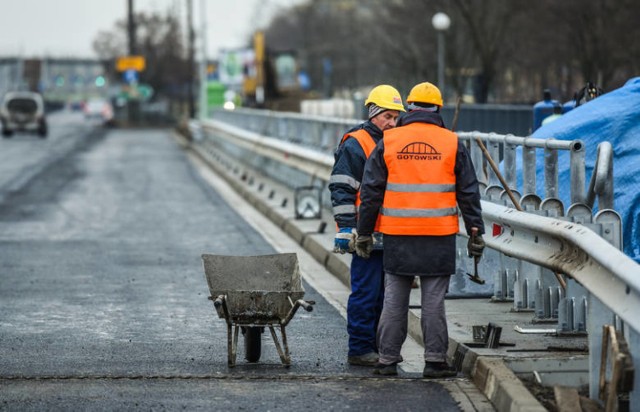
[432,12,450,98]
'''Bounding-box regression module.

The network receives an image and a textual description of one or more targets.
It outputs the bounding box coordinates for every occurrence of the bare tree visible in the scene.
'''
[92,11,189,100]
[262,0,640,104]
[546,0,640,91]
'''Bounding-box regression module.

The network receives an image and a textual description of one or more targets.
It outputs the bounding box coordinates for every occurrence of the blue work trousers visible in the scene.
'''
[347,251,384,357]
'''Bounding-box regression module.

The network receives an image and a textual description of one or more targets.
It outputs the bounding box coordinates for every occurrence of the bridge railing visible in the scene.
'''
[197,109,639,403]
[209,109,616,222]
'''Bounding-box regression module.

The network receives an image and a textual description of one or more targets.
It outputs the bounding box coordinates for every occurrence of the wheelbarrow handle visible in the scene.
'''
[299,300,315,313]
[213,295,225,309]
[211,295,230,321]
[282,299,316,326]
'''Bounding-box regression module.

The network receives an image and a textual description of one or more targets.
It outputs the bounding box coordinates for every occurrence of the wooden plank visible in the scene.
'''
[554,385,582,412]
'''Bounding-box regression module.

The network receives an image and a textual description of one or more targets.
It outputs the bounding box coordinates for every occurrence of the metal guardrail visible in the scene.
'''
[211,108,358,153]
[198,111,639,405]
[457,131,587,205]
[201,119,333,178]
[209,109,615,232]
[199,118,639,319]
[480,201,640,331]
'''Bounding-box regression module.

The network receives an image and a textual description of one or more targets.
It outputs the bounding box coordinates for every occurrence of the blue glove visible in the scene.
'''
[333,227,356,254]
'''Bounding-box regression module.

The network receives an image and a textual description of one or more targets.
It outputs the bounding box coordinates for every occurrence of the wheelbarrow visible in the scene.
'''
[201,253,315,367]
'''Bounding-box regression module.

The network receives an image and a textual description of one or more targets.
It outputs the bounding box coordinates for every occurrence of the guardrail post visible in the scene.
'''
[515,260,539,311]
[523,144,537,195]
[496,253,516,301]
[503,140,517,189]
[570,140,586,204]
[487,135,501,187]
[587,210,623,399]
[469,136,488,185]
[544,140,559,199]
[629,329,640,407]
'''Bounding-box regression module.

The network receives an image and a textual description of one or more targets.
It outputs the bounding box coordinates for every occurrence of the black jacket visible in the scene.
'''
[328,121,383,229]
[357,110,484,276]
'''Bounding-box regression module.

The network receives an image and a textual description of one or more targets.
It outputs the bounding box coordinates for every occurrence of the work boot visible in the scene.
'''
[422,361,457,378]
[347,352,379,366]
[372,362,398,376]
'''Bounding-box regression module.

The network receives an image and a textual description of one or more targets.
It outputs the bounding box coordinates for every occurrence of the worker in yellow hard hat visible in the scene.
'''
[355,82,485,377]
[329,84,405,366]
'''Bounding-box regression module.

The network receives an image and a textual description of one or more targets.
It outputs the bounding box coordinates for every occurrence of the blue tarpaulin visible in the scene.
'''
[529,77,640,263]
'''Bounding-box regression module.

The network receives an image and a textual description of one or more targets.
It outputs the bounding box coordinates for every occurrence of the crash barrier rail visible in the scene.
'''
[211,105,533,151]
[198,111,638,405]
[209,109,614,237]
[210,108,359,154]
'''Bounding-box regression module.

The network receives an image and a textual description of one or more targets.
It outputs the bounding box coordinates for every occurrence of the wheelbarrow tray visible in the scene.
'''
[217,290,305,324]
[202,252,305,308]
[201,253,313,366]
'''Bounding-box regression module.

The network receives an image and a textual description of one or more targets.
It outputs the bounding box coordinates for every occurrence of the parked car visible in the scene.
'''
[0,91,48,138]
[83,98,114,127]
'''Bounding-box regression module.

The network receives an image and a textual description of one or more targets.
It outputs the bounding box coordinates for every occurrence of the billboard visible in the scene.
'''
[218,49,255,87]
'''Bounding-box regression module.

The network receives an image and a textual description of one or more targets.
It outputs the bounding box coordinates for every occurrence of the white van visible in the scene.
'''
[0,91,48,138]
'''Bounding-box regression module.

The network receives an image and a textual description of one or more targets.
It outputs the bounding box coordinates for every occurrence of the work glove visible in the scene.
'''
[333,227,356,254]
[467,232,485,259]
[355,235,373,259]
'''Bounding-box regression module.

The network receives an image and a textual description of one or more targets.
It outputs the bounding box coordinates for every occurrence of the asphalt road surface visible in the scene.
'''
[0,115,479,410]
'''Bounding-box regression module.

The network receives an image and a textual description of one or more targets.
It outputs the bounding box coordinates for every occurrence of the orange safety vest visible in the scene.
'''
[340,128,377,158]
[378,123,459,236]
[339,129,381,231]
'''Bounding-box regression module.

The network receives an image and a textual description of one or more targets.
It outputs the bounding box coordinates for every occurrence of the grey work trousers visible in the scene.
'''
[377,273,450,365]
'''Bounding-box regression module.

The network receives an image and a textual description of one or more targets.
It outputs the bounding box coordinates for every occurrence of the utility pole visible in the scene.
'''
[187,0,196,118]
[127,0,136,55]
[198,0,208,120]
[127,0,139,125]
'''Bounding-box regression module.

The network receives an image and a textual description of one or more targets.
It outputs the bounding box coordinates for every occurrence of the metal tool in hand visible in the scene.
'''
[466,227,485,285]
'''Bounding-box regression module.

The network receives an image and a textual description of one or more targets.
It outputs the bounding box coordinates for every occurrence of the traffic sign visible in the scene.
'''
[116,55,146,72]
[137,84,154,101]
[123,69,139,84]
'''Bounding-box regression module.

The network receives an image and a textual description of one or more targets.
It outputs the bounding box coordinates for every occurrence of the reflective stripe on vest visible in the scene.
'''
[329,174,360,190]
[336,129,381,231]
[378,123,459,236]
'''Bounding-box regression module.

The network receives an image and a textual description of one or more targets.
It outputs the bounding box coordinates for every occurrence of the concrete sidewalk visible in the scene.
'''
[185,134,589,411]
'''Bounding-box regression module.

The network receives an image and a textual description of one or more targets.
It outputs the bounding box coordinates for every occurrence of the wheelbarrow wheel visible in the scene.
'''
[243,326,262,363]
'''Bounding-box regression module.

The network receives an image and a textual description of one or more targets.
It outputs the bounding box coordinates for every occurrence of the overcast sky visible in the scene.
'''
[0,0,302,59]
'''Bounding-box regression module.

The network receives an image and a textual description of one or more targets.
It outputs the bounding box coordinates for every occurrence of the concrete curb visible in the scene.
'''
[182,134,547,411]
[473,358,546,412]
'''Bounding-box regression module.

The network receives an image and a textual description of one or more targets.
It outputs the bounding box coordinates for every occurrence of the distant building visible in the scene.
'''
[0,57,109,104]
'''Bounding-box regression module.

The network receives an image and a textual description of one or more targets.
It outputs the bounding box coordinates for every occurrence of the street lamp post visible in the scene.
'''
[431,12,450,98]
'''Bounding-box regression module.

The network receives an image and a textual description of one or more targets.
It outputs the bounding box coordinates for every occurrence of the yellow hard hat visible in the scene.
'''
[364,85,405,112]
[406,82,443,107]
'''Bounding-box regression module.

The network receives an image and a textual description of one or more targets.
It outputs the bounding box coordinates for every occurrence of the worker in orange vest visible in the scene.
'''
[355,82,485,377]
[329,85,405,366]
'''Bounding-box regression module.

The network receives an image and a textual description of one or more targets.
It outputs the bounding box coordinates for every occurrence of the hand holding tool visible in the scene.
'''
[333,227,356,254]
[354,235,373,259]
[466,228,485,285]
